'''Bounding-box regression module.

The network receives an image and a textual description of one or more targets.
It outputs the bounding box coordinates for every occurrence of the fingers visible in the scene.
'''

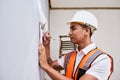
[39,43,45,53]
[42,32,51,46]
[43,32,51,40]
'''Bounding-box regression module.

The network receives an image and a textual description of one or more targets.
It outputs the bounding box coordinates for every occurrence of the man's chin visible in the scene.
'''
[70,40,77,46]
[71,40,75,43]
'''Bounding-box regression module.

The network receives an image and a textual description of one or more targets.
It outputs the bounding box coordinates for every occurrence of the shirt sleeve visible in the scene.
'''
[57,56,65,68]
[86,54,111,80]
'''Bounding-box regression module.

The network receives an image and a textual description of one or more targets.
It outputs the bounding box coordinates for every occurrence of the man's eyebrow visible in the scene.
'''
[70,26,75,28]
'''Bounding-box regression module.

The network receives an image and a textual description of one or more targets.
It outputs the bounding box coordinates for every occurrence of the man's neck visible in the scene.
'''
[78,41,91,51]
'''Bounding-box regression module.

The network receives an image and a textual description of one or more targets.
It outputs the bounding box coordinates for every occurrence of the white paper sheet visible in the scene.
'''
[0,0,48,80]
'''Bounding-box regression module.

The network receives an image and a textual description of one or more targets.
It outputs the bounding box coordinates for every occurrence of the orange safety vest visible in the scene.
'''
[64,48,113,80]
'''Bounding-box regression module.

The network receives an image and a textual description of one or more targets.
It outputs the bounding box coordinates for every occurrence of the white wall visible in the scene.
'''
[0,0,48,80]
[50,10,120,80]
[40,0,49,19]
[51,0,120,8]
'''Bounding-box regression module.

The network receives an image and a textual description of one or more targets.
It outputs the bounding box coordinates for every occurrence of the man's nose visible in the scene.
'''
[68,30,72,36]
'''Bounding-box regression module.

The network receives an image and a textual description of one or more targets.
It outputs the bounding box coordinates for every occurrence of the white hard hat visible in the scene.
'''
[67,10,98,31]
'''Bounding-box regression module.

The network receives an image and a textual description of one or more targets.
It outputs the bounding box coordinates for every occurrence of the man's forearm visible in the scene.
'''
[44,65,72,80]
[45,45,63,71]
[45,45,53,65]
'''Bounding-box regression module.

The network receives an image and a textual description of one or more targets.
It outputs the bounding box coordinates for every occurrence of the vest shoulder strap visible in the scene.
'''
[79,48,104,70]
[104,53,114,80]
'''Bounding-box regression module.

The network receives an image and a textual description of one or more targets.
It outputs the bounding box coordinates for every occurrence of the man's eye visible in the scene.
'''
[71,27,76,30]
[70,26,76,30]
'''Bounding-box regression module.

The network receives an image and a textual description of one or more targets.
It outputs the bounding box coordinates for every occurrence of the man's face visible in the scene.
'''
[69,22,86,44]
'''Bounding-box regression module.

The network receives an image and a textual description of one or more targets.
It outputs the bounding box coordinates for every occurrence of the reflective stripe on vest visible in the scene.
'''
[64,48,113,80]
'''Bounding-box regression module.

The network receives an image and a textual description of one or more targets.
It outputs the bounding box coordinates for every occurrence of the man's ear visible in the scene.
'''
[85,27,90,36]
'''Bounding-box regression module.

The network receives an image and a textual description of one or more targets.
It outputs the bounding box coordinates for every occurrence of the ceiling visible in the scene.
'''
[49,0,120,9]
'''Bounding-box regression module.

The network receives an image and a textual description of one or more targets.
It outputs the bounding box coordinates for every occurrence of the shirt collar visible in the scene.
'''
[76,42,97,55]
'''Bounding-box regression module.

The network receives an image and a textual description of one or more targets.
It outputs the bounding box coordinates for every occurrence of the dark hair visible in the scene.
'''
[80,24,93,37]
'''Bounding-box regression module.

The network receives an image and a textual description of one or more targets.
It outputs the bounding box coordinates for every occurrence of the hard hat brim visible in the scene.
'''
[67,20,97,31]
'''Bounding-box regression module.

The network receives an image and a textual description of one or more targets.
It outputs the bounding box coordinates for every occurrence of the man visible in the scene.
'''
[39,11,113,80]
